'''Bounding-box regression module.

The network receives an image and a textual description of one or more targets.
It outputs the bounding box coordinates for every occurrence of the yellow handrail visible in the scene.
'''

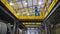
[0,0,19,19]
[44,0,58,18]
[0,0,58,20]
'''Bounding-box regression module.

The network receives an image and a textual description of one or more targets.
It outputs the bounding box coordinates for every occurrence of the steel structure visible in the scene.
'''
[0,0,58,27]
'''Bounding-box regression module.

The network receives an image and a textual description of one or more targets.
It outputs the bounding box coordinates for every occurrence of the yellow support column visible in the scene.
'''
[41,8,44,18]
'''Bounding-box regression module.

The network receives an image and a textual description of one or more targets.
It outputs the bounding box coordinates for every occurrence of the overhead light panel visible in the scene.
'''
[25,2,27,5]
[10,2,14,6]
[38,2,42,5]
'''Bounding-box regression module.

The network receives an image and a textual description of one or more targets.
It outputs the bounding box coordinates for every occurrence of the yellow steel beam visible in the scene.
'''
[14,8,41,10]
[17,16,43,20]
[0,0,44,20]
[1,0,58,20]
[44,0,58,18]
[25,24,40,25]
[25,25,39,27]
[25,25,39,26]
[23,23,41,27]
[0,0,18,19]
[41,8,44,18]
[23,23,41,25]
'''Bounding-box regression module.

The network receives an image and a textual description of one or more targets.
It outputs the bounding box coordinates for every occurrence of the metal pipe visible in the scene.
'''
[0,6,16,20]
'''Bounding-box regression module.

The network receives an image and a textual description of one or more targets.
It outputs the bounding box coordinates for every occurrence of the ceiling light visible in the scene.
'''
[10,2,14,6]
[38,2,42,5]
[25,2,27,5]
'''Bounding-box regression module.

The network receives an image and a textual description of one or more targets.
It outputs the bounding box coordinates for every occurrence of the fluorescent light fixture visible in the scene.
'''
[25,2,27,5]
[38,2,42,5]
[10,2,14,6]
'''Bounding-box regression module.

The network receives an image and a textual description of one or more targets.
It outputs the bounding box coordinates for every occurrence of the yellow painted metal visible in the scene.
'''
[41,8,44,18]
[14,0,20,15]
[25,25,39,27]
[0,0,18,18]
[1,0,58,20]
[17,16,43,19]
[0,0,43,20]
[15,8,41,10]
[44,0,58,18]
[23,23,41,27]
[1,0,58,28]
[23,23,41,25]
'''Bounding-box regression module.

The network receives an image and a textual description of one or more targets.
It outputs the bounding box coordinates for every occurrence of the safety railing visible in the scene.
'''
[44,0,58,18]
[0,0,58,20]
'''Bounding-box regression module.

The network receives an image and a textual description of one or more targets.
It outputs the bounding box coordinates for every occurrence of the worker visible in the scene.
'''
[34,5,40,16]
